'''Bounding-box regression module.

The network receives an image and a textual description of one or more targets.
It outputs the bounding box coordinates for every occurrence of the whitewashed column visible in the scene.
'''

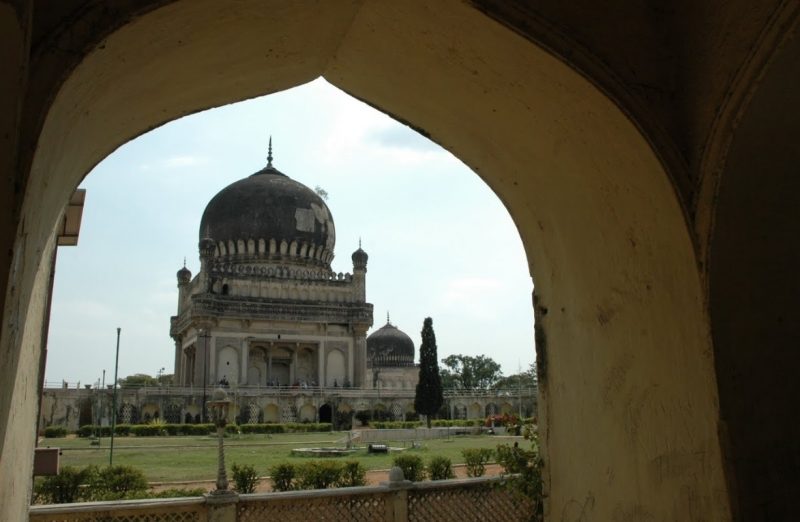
[348,339,355,386]
[240,339,249,385]
[209,335,216,383]
[318,342,325,387]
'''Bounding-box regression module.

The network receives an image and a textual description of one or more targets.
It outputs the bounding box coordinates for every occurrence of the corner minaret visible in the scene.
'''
[352,240,369,302]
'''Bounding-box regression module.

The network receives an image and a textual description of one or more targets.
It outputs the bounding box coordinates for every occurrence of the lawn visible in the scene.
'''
[41,432,520,482]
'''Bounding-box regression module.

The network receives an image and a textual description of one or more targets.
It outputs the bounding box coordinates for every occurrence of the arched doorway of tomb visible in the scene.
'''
[468,403,482,419]
[326,350,346,387]
[216,346,239,384]
[247,347,267,386]
[485,403,498,417]
[268,347,291,386]
[298,404,316,423]
[263,404,280,423]
[319,403,333,424]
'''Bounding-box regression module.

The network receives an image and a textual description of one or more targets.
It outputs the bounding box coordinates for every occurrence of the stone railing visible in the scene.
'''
[29,474,533,522]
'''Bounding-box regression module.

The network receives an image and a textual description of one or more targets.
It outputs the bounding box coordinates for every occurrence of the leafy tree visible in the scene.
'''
[440,354,502,389]
[117,373,158,388]
[314,185,329,200]
[493,362,537,390]
[414,317,444,428]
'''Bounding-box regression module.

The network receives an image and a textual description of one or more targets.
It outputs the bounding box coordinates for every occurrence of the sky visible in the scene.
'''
[45,78,535,387]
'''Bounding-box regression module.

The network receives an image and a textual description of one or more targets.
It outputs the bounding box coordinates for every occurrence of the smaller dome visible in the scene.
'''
[352,246,368,271]
[367,316,415,367]
[177,265,192,284]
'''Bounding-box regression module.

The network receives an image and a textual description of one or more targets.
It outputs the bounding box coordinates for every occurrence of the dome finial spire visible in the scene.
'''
[387,311,391,324]
[359,237,362,249]
[267,136,273,167]
[183,257,186,268]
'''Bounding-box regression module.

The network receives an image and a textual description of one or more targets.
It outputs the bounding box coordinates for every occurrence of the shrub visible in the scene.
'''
[151,487,207,498]
[270,463,296,492]
[231,463,260,493]
[121,487,207,500]
[189,424,214,435]
[33,466,87,504]
[462,448,494,477]
[392,454,425,482]
[224,424,240,435]
[296,461,343,490]
[88,465,149,500]
[499,425,543,522]
[371,421,422,429]
[337,461,366,488]
[239,423,285,434]
[427,456,455,480]
[130,424,163,437]
[496,443,528,474]
[43,425,68,438]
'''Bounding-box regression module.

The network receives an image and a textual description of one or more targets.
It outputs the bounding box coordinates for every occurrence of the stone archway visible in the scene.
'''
[318,403,333,424]
[0,1,733,519]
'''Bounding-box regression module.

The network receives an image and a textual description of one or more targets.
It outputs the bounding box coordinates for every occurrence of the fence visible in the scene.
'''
[30,474,533,522]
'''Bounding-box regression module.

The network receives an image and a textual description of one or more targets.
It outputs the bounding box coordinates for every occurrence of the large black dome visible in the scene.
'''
[199,160,335,267]
[367,320,416,367]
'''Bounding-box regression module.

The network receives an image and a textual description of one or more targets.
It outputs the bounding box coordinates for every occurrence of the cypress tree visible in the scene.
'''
[414,317,443,428]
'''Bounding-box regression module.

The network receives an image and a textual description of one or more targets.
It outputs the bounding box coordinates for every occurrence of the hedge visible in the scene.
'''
[74,422,330,437]
[43,425,68,438]
[371,421,422,429]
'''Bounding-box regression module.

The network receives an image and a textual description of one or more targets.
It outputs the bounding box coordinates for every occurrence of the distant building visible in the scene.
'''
[38,145,534,430]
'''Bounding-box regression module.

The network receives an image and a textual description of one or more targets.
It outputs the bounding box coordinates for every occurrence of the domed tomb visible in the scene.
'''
[199,146,335,269]
[367,317,415,367]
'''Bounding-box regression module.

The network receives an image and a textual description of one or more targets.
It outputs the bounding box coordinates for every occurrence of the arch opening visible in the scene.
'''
[0,1,731,520]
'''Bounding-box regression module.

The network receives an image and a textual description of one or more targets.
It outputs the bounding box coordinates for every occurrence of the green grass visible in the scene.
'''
[41,432,517,482]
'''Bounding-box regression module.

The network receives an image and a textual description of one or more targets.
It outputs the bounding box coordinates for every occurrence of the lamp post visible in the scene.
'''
[109,327,121,467]
[208,387,233,495]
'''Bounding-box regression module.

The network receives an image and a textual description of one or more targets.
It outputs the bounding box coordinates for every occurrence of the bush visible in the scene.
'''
[371,421,422,429]
[427,456,455,480]
[121,487,207,500]
[429,419,481,428]
[462,448,494,477]
[270,463,296,492]
[231,463,259,493]
[496,443,528,474]
[150,487,207,498]
[239,423,286,434]
[296,461,343,490]
[392,454,426,482]
[188,424,214,435]
[87,465,149,500]
[43,425,68,438]
[33,466,88,504]
[337,461,366,488]
[130,424,163,437]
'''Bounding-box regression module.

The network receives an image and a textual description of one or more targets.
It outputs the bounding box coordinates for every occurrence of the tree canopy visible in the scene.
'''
[493,362,537,390]
[440,354,502,390]
[414,317,443,428]
[118,373,172,388]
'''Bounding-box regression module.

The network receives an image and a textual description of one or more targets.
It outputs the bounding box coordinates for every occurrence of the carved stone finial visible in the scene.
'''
[267,136,273,167]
